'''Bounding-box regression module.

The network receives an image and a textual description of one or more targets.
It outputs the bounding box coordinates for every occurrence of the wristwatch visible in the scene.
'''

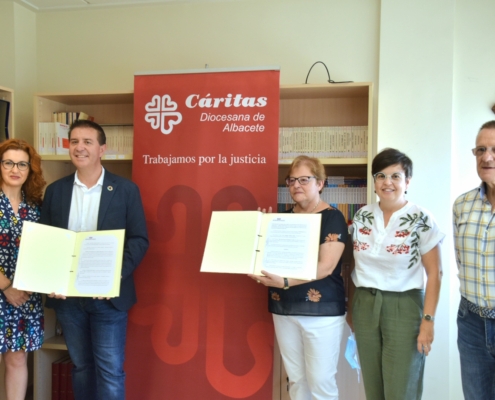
[283,278,290,290]
[423,314,435,321]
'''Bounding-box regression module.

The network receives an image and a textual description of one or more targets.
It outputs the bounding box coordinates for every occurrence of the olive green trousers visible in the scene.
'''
[352,287,426,400]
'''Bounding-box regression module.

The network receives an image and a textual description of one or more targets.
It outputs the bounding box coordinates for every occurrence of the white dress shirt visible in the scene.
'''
[68,168,105,232]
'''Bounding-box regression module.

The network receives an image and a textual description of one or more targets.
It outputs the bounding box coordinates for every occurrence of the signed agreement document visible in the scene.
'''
[13,221,125,297]
[200,211,321,280]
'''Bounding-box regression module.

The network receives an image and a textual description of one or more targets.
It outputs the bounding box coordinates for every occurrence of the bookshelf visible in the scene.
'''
[0,86,14,140]
[32,92,134,400]
[33,311,67,400]
[275,83,372,400]
[34,92,134,161]
[278,83,373,204]
[31,84,372,400]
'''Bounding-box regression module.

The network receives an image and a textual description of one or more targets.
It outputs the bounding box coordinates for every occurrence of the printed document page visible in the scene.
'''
[200,211,321,279]
[255,214,321,280]
[14,221,125,297]
[74,235,120,294]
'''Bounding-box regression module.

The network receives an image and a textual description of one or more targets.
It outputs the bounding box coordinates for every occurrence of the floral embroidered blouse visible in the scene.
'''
[351,202,444,291]
[268,208,348,316]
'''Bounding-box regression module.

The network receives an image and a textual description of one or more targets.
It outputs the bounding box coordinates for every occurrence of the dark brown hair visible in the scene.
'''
[0,139,46,205]
[372,148,413,179]
[69,119,106,145]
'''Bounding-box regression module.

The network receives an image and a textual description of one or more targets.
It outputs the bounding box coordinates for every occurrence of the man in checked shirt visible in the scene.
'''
[453,120,495,400]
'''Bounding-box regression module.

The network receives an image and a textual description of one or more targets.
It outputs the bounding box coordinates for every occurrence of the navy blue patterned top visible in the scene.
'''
[0,192,44,352]
[268,208,348,316]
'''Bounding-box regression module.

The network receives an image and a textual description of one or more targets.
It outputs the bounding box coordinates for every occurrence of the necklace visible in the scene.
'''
[296,198,320,214]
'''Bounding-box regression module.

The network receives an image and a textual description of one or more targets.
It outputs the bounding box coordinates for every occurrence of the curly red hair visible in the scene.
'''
[0,139,46,206]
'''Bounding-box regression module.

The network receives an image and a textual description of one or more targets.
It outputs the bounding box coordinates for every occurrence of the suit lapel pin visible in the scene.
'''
[107,186,113,191]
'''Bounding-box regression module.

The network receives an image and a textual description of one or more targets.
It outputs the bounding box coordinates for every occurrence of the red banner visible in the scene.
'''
[128,69,280,399]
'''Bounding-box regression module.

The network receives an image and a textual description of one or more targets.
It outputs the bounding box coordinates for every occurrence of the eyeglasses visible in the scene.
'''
[373,172,404,182]
[286,176,316,186]
[1,160,31,171]
[472,146,495,157]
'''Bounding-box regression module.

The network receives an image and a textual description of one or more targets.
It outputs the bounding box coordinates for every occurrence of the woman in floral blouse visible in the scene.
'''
[0,139,46,400]
[249,155,348,400]
[348,148,444,400]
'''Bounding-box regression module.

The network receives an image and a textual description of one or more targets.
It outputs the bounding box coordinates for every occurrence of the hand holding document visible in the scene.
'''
[13,221,125,297]
[200,211,321,280]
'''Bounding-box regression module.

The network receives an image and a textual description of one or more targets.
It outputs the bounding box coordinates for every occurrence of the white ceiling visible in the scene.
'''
[16,0,227,12]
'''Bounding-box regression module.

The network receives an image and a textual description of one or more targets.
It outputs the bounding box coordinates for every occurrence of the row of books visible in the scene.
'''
[52,111,93,124]
[325,177,367,206]
[333,203,366,225]
[278,176,367,224]
[278,187,367,205]
[52,355,74,400]
[38,122,134,156]
[104,125,134,156]
[278,177,367,204]
[276,202,365,225]
[279,126,368,159]
[39,122,69,155]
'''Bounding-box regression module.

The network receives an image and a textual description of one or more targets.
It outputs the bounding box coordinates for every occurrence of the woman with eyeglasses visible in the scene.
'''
[0,139,46,400]
[347,148,444,400]
[248,155,348,400]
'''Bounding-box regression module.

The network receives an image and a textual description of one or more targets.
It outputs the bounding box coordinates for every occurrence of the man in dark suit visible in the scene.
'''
[40,119,149,400]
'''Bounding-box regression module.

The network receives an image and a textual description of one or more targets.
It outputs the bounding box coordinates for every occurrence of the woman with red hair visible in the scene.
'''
[0,139,46,400]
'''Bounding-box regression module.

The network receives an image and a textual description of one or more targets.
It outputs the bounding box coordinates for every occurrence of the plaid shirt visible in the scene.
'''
[453,183,495,308]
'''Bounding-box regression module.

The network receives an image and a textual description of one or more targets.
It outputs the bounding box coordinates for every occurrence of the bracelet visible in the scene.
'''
[283,277,290,290]
[1,280,12,292]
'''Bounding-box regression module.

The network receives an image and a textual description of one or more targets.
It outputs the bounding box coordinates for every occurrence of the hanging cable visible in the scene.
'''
[305,61,353,84]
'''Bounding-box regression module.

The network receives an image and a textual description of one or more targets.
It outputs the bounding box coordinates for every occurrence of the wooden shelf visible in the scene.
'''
[34,92,133,106]
[280,83,371,100]
[278,157,368,165]
[34,348,68,400]
[33,92,135,400]
[32,84,374,400]
[42,335,67,350]
[41,154,132,161]
[276,83,373,400]
[34,91,134,159]
[279,82,373,204]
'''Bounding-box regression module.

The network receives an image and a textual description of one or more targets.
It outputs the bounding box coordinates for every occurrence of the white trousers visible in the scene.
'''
[273,314,345,400]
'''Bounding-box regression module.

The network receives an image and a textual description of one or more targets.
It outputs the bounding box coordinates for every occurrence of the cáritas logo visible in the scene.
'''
[145,95,182,135]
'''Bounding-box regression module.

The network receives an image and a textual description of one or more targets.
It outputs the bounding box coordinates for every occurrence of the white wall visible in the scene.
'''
[0,2,15,89]
[35,0,379,92]
[378,0,457,398]
[0,2,37,142]
[34,1,380,399]
[452,1,495,394]
[453,1,495,194]
[3,0,495,398]
[379,1,495,398]
[13,2,37,141]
